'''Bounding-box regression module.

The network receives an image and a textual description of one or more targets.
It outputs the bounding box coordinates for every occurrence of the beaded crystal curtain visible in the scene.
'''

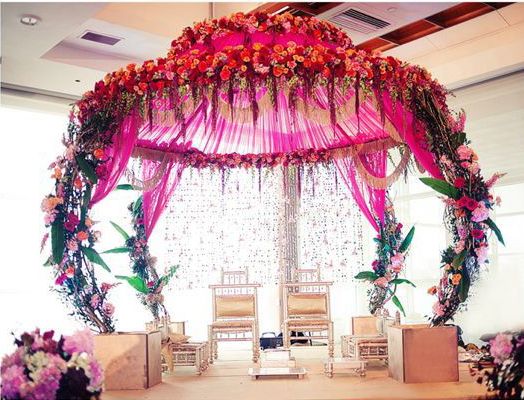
[156,168,283,289]
[298,164,364,282]
[152,162,364,289]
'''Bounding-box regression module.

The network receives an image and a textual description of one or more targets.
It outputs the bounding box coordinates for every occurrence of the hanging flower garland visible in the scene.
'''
[354,198,416,316]
[106,194,178,321]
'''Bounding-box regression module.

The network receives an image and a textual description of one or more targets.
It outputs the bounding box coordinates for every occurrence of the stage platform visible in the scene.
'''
[104,346,487,400]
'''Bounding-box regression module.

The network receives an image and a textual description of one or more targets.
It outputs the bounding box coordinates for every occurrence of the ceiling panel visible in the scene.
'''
[426,10,509,50]
[497,2,524,25]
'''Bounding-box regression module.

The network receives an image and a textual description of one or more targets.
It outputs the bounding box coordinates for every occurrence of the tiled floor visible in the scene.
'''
[104,346,488,400]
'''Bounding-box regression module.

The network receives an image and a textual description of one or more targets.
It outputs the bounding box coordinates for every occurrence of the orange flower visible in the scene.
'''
[451,274,462,286]
[52,167,62,180]
[73,177,83,189]
[427,286,437,295]
[444,263,452,271]
[65,265,75,278]
[273,44,284,53]
[253,42,263,51]
[85,217,93,228]
[76,231,89,241]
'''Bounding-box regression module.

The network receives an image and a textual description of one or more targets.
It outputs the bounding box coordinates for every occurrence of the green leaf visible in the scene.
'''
[453,132,466,147]
[354,271,379,281]
[398,226,415,253]
[81,184,92,223]
[43,256,53,267]
[116,184,136,190]
[115,275,148,294]
[391,295,406,317]
[51,219,65,264]
[110,221,130,241]
[102,247,131,254]
[458,267,470,303]
[75,154,98,184]
[485,218,505,246]
[390,278,416,287]
[82,247,110,272]
[133,196,143,216]
[419,177,460,199]
[452,249,467,268]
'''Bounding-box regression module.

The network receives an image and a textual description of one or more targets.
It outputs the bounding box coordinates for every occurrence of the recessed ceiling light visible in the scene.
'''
[387,7,397,13]
[20,15,40,26]
[75,79,81,83]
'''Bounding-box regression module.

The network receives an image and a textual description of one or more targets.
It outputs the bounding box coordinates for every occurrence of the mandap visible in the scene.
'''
[42,12,504,334]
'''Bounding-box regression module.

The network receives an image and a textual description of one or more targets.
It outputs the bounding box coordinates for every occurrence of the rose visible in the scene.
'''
[457,145,473,160]
[454,177,466,189]
[64,213,80,232]
[471,229,484,239]
[457,196,478,211]
[471,202,489,222]
[102,302,115,316]
[374,277,389,288]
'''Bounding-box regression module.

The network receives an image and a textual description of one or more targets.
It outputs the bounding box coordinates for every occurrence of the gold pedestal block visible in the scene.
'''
[388,324,458,383]
[94,331,162,390]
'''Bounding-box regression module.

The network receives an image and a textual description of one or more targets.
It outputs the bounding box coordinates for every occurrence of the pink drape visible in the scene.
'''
[90,113,140,206]
[142,158,185,238]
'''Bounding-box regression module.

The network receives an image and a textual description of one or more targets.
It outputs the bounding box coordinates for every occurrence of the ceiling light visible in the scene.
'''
[75,79,81,83]
[20,15,40,26]
[387,7,397,13]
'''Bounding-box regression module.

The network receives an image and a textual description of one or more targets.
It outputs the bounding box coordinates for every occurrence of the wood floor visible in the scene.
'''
[104,346,488,400]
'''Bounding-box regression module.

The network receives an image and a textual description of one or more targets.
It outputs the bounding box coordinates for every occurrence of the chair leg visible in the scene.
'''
[252,324,260,363]
[283,324,290,349]
[328,322,334,358]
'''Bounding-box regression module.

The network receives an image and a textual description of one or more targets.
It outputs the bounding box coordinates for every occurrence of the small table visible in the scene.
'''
[166,341,210,375]
[248,367,307,380]
[324,357,367,378]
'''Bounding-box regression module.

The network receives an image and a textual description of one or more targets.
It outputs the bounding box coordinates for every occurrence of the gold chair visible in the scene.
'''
[282,281,334,357]
[208,283,261,363]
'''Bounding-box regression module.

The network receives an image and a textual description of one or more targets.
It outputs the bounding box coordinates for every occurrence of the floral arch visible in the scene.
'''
[42,12,503,333]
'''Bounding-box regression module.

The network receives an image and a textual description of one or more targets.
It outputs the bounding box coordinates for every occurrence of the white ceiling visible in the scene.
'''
[1,2,524,99]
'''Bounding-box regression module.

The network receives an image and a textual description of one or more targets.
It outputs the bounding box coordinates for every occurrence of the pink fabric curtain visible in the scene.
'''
[90,113,140,206]
[142,158,185,238]
[334,152,386,232]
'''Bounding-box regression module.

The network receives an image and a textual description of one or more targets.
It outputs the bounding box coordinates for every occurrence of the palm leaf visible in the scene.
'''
[398,226,415,253]
[390,278,416,287]
[102,247,131,254]
[110,221,130,241]
[419,177,459,199]
[391,295,406,317]
[82,247,110,272]
[354,271,379,282]
[51,219,64,264]
[115,275,148,294]
[75,154,98,184]
[485,218,505,246]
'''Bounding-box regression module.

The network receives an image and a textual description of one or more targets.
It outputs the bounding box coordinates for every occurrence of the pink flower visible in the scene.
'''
[87,359,104,392]
[1,365,27,398]
[456,145,473,160]
[374,277,389,288]
[471,202,489,222]
[495,196,502,206]
[490,333,513,364]
[390,253,405,266]
[63,328,94,355]
[454,240,465,253]
[432,301,446,317]
[457,226,469,240]
[486,172,505,188]
[454,177,466,189]
[475,244,489,264]
[90,294,100,308]
[102,302,115,316]
[66,239,79,252]
[457,196,478,211]
[55,273,67,285]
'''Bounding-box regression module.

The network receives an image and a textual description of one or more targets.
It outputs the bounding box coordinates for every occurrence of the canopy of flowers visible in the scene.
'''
[41,11,503,333]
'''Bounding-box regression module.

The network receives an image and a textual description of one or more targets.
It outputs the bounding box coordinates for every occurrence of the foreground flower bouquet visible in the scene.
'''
[1,328,103,400]
[474,331,524,399]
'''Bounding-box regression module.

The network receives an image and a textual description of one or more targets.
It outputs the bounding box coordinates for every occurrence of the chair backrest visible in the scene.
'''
[294,267,321,283]
[282,281,332,321]
[210,283,260,321]
[221,268,249,285]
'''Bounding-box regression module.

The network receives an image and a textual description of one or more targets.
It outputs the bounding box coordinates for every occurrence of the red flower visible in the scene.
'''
[220,66,231,81]
[272,65,285,77]
[454,177,466,189]
[95,164,109,179]
[198,61,208,72]
[471,229,484,239]
[64,212,80,232]
[457,195,478,211]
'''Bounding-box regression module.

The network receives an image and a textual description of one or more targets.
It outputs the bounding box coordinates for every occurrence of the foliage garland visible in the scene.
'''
[41,11,503,332]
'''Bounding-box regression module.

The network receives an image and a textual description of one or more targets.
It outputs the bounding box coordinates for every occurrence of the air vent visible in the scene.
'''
[329,8,391,34]
[80,31,122,46]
